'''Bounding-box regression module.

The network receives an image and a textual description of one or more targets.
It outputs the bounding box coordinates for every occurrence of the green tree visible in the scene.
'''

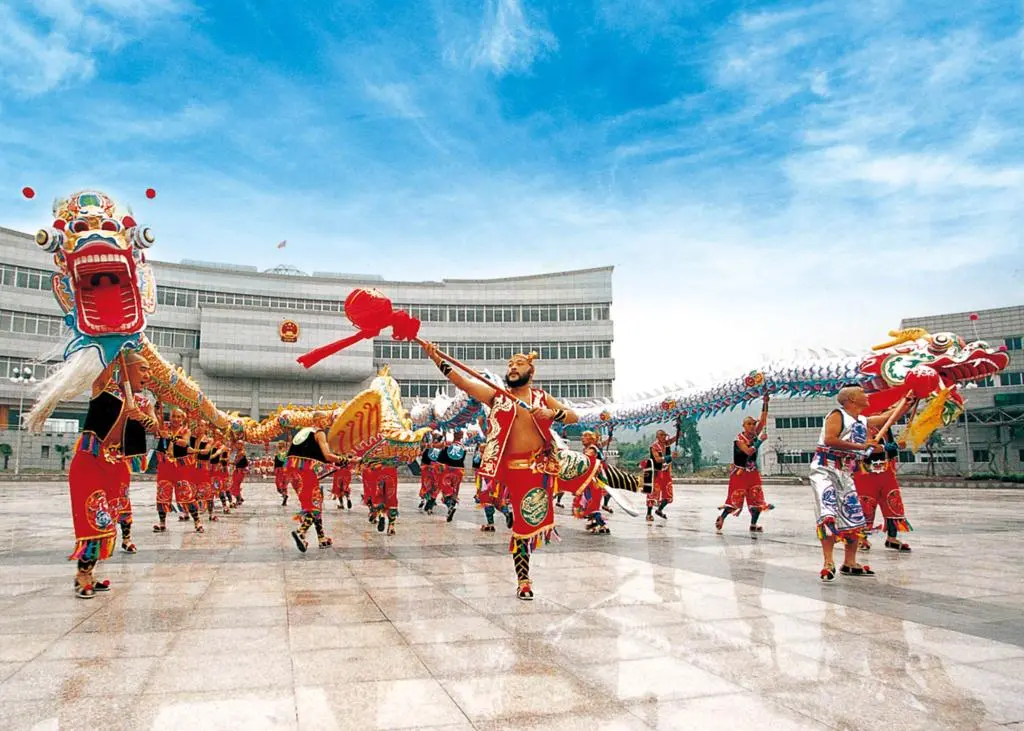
[54,444,71,471]
[0,443,10,471]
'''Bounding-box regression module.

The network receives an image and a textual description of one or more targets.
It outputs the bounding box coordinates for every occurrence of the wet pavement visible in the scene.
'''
[0,479,1022,730]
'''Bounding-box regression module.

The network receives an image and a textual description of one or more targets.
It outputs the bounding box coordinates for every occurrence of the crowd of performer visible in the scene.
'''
[65,347,916,601]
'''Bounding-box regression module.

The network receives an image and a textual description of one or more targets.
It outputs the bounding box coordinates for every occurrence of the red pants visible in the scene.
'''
[156,457,182,506]
[647,470,673,507]
[274,470,289,497]
[722,469,768,514]
[230,469,246,499]
[439,466,464,502]
[853,468,908,528]
[68,448,124,561]
[331,467,352,499]
[293,466,324,514]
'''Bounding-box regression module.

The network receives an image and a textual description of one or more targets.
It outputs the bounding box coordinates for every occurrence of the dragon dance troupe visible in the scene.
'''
[21,189,1012,599]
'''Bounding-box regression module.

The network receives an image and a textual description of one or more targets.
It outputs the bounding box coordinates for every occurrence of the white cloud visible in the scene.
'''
[0,0,192,95]
[468,0,557,75]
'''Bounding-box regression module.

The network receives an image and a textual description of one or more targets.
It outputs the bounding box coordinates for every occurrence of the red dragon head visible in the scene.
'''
[858,328,1009,414]
[35,190,156,342]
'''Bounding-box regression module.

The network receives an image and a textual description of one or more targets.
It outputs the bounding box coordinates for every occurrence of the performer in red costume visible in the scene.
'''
[716,395,774,534]
[642,421,680,522]
[330,454,353,510]
[370,465,400,535]
[69,352,158,598]
[854,425,912,552]
[114,389,156,555]
[286,412,346,552]
[475,440,513,532]
[153,408,201,532]
[573,431,610,534]
[422,345,578,600]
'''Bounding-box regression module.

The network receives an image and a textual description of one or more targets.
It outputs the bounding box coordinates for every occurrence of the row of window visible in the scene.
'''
[0,308,201,353]
[0,263,611,322]
[0,264,51,291]
[1006,336,1022,351]
[147,327,201,351]
[0,309,67,338]
[774,416,826,430]
[0,355,57,381]
[1000,372,1024,387]
[399,379,614,400]
[374,340,613,362]
[153,282,612,322]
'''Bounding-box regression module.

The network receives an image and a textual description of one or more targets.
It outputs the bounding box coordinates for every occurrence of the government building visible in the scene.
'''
[763,305,1024,477]
[0,225,614,470]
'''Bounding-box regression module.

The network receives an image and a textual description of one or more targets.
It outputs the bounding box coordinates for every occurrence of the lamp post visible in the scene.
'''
[10,364,36,476]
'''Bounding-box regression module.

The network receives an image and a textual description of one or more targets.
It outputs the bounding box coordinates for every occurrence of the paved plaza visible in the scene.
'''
[0,479,1022,730]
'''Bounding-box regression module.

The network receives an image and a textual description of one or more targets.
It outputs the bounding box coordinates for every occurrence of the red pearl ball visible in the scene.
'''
[22,187,35,199]
[145,188,156,199]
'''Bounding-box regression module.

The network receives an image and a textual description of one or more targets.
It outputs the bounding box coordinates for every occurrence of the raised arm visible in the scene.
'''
[420,340,496,406]
[755,395,770,433]
[735,434,756,457]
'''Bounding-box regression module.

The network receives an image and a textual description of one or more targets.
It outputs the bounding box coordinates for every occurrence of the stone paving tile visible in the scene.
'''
[1,480,1022,729]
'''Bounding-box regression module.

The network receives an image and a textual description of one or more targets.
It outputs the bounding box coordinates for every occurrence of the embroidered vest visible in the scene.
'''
[477,388,549,478]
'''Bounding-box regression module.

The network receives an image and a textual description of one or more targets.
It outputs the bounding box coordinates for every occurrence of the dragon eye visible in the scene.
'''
[71,220,89,233]
[100,220,120,232]
[928,334,953,354]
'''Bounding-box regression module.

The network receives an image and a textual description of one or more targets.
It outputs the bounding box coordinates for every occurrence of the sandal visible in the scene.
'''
[840,564,876,577]
[819,563,836,583]
[517,581,534,601]
[859,537,871,551]
[714,516,724,532]
[885,540,911,552]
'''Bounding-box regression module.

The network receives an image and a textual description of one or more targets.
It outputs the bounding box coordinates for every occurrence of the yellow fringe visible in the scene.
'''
[904,387,960,452]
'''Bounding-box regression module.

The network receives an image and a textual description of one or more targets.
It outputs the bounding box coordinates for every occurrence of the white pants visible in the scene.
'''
[809,464,866,535]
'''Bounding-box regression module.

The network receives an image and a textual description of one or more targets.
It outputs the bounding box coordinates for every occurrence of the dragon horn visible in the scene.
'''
[872,328,930,351]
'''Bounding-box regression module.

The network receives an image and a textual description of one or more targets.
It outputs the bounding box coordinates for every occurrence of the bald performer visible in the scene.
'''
[809,386,912,583]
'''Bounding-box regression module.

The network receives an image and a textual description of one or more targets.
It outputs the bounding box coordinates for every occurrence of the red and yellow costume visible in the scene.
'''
[722,432,770,515]
[853,428,912,542]
[641,439,674,514]
[230,452,248,504]
[330,462,352,506]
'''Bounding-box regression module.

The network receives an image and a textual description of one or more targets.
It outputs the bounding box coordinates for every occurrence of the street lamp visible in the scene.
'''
[9,364,36,476]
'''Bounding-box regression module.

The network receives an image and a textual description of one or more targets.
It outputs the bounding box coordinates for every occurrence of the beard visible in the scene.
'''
[505,371,531,388]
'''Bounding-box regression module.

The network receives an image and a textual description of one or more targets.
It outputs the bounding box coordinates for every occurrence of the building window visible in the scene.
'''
[0,309,69,338]
[1005,336,1022,351]
[972,449,990,463]
[1000,372,1023,387]
[779,451,814,464]
[1019,449,1024,463]
[975,377,994,388]
[400,380,450,398]
[898,451,915,463]
[41,445,50,459]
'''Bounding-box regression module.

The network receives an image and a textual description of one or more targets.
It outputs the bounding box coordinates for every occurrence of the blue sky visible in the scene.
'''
[1,0,1022,395]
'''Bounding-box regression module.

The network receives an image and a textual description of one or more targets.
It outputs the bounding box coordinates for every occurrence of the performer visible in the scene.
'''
[810,387,912,582]
[371,464,400,535]
[574,431,610,534]
[69,352,155,598]
[230,444,249,507]
[190,425,216,522]
[716,395,774,534]
[438,429,467,522]
[854,425,912,552]
[642,421,681,522]
[286,412,346,552]
[273,441,289,506]
[210,439,231,515]
[422,344,578,600]
[422,433,444,515]
[330,454,353,510]
[114,390,156,555]
[153,408,201,532]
